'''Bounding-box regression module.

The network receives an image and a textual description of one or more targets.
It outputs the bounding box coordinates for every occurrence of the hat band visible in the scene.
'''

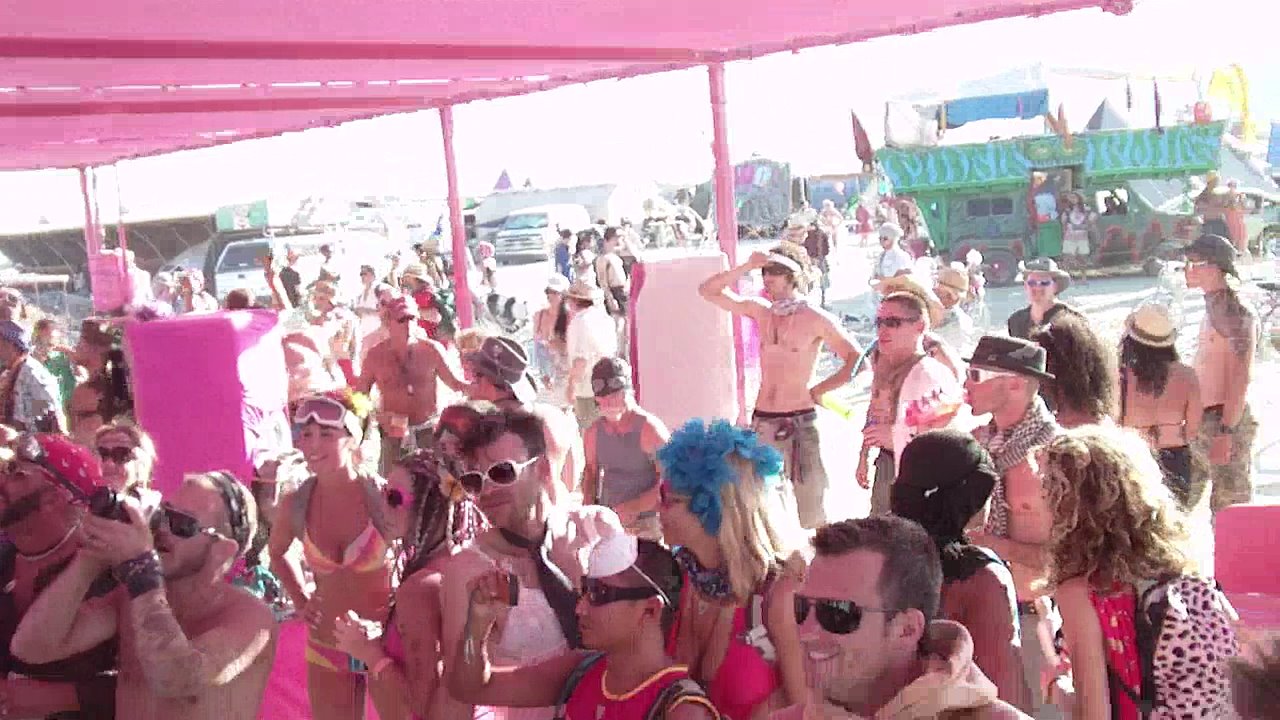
[1128,323,1174,346]
[765,254,802,274]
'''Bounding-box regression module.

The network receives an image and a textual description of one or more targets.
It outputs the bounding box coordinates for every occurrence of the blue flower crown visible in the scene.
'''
[655,418,783,536]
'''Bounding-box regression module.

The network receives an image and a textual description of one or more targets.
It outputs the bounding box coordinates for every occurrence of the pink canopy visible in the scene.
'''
[1,0,1131,171]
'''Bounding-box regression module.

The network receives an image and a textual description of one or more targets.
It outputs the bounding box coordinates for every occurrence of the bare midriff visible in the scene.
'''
[755,311,824,414]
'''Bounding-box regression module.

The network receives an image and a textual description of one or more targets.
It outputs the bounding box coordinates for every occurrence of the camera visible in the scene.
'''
[88,487,130,523]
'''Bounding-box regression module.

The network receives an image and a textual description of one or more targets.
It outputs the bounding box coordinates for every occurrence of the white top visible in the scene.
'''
[934,306,975,357]
[566,305,618,398]
[892,355,964,463]
[877,246,915,279]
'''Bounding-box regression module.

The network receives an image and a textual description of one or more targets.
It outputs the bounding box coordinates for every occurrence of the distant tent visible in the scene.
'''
[1086,99,1130,131]
[494,170,513,192]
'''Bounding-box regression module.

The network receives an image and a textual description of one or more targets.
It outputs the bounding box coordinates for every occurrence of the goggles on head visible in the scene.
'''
[293,396,362,438]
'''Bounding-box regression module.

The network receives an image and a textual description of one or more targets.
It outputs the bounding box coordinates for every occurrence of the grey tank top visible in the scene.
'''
[594,416,659,507]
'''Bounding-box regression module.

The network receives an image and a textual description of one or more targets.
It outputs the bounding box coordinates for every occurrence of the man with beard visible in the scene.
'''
[699,242,860,529]
[775,516,1027,720]
[0,434,118,719]
[438,407,616,720]
[463,335,582,499]
[358,295,469,473]
[962,335,1062,718]
[12,471,277,720]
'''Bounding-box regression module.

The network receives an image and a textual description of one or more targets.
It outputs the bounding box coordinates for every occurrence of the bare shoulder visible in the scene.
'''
[220,586,277,633]
[1053,576,1092,606]
[440,543,491,584]
[398,566,445,609]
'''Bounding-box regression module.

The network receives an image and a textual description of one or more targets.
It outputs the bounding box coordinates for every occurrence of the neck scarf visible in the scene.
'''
[674,546,734,601]
[981,396,1060,537]
[771,298,808,317]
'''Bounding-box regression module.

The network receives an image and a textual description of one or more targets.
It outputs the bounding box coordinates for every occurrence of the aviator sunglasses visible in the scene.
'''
[794,595,895,635]
[458,457,541,495]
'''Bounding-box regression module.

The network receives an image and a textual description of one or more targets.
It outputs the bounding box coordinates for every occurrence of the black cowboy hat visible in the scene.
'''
[964,335,1055,381]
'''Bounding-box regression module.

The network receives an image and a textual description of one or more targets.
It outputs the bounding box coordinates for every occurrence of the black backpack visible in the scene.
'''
[552,651,715,720]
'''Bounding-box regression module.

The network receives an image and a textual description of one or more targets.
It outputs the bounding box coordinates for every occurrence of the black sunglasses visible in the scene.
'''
[458,457,539,495]
[794,595,894,635]
[151,503,220,541]
[874,315,920,329]
[580,577,662,607]
[96,446,136,464]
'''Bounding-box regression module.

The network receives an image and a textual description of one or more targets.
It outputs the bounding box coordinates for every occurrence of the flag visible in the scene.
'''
[1125,78,1133,111]
[493,170,512,192]
[1154,80,1163,133]
[851,111,874,171]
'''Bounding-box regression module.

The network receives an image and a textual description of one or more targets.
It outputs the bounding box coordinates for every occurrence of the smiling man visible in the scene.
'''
[12,471,277,720]
[698,243,861,529]
[775,516,1028,720]
[1005,259,1078,340]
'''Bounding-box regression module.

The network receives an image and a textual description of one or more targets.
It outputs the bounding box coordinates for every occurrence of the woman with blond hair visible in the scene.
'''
[1041,427,1238,719]
[93,421,157,494]
[657,419,806,720]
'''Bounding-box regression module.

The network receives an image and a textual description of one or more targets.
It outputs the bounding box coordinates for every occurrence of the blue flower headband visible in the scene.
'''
[655,418,783,536]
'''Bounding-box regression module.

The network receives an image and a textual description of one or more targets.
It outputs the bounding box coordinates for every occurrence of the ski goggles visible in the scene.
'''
[293,395,362,438]
[794,595,895,635]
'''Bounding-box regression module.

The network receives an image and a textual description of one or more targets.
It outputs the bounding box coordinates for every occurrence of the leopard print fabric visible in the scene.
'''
[1149,576,1240,719]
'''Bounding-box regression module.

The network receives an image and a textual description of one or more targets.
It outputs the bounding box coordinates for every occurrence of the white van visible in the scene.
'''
[493,203,591,262]
[213,229,407,304]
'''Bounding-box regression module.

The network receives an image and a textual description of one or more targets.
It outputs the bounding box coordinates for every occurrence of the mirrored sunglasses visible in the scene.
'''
[1024,278,1055,288]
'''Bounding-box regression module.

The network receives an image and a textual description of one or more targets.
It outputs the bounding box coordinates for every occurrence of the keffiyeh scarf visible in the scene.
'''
[980,396,1060,537]
[771,298,809,317]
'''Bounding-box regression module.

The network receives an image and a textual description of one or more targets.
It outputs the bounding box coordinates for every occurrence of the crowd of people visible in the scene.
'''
[0,219,1273,720]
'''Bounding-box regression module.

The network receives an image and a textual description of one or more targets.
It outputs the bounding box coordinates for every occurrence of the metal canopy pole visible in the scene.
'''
[708,62,747,420]
[439,105,474,329]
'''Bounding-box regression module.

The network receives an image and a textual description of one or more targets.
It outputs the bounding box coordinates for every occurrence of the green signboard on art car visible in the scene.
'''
[878,122,1226,194]
[214,201,270,232]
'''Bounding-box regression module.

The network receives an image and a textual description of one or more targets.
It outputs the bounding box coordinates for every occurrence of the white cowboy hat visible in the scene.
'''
[566,279,604,302]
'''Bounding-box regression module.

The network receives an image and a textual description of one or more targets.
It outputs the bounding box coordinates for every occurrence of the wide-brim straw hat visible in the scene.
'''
[566,279,604,302]
[1125,304,1176,348]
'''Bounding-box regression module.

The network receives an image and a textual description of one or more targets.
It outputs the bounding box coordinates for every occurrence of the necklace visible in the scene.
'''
[18,521,80,562]
[673,546,733,601]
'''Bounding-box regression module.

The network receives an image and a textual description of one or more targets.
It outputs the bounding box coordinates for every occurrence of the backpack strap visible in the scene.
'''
[646,677,715,720]
[289,476,318,541]
[552,651,606,720]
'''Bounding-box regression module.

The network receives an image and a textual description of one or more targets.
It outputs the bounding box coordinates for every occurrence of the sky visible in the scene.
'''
[1,0,1276,231]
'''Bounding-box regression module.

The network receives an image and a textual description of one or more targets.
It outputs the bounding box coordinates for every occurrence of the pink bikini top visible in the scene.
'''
[707,604,780,720]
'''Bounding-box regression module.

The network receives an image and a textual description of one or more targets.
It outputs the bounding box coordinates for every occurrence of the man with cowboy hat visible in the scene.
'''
[934,264,976,355]
[1005,258,1079,340]
[699,242,861,529]
[1183,233,1258,514]
[564,279,619,429]
[962,335,1063,717]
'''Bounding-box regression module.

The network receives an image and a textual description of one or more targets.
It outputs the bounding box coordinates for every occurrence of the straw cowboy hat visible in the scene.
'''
[1124,304,1176,348]
[566,279,604,302]
[400,262,431,283]
[935,265,970,297]
[1019,257,1072,293]
[873,274,945,327]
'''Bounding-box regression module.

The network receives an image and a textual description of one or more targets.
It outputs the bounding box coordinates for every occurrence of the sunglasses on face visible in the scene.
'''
[875,315,920,329]
[151,503,220,541]
[794,595,894,635]
[580,576,662,607]
[458,457,541,495]
[1183,260,1210,270]
[965,367,1014,384]
[96,446,136,464]
[1024,278,1055,288]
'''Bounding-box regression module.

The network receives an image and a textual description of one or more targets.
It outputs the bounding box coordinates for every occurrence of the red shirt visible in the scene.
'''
[563,658,716,720]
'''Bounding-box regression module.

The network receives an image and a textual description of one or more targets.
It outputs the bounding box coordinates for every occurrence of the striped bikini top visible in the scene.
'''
[291,475,393,576]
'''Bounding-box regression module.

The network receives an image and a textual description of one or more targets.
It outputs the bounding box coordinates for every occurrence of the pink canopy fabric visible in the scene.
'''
[0,0,1131,171]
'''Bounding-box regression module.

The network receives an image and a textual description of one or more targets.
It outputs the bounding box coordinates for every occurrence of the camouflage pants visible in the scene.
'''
[1190,405,1257,513]
[753,410,829,529]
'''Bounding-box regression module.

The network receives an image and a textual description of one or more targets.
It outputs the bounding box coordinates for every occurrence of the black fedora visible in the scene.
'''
[964,335,1055,381]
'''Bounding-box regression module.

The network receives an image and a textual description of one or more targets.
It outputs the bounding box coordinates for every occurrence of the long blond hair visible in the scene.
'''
[94,421,157,491]
[1043,426,1193,589]
[716,455,803,604]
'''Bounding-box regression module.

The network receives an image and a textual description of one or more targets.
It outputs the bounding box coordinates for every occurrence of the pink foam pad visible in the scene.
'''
[1214,503,1280,597]
[631,255,739,430]
[258,621,381,719]
[127,309,290,494]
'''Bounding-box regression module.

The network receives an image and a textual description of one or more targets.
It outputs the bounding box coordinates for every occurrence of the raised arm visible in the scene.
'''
[10,554,118,665]
[424,338,470,393]
[697,252,771,318]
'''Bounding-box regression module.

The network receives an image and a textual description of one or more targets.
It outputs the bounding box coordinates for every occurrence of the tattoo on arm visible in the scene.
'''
[1207,290,1257,358]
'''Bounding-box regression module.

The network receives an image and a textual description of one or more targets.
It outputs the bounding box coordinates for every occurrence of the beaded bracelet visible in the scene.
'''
[114,550,164,599]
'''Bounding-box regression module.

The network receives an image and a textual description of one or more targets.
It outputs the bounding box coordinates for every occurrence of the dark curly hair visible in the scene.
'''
[1119,335,1179,396]
[1033,314,1117,422]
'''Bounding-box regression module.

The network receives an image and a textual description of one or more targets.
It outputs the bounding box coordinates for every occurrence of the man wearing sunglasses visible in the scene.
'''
[780,516,1028,720]
[698,243,860,529]
[1005,259,1078,341]
[440,407,620,720]
[962,335,1062,718]
[449,528,717,720]
[13,472,278,720]
[357,295,469,473]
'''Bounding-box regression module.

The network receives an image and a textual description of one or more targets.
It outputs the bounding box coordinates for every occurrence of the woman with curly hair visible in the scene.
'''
[1041,427,1237,719]
[656,419,806,720]
[68,319,133,445]
[268,389,395,720]
[332,450,485,720]
[1032,314,1116,428]
[1115,304,1201,507]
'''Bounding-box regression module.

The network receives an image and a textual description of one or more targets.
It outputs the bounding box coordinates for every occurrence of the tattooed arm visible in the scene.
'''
[127,588,275,698]
[1206,290,1256,427]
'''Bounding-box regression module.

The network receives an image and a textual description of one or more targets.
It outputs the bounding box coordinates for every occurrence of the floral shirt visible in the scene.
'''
[6,356,64,431]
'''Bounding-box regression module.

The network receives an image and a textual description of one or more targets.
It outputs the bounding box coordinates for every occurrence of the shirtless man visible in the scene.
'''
[1184,233,1258,513]
[962,335,1062,718]
[463,335,582,500]
[698,242,860,529]
[13,472,277,720]
[357,295,469,474]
